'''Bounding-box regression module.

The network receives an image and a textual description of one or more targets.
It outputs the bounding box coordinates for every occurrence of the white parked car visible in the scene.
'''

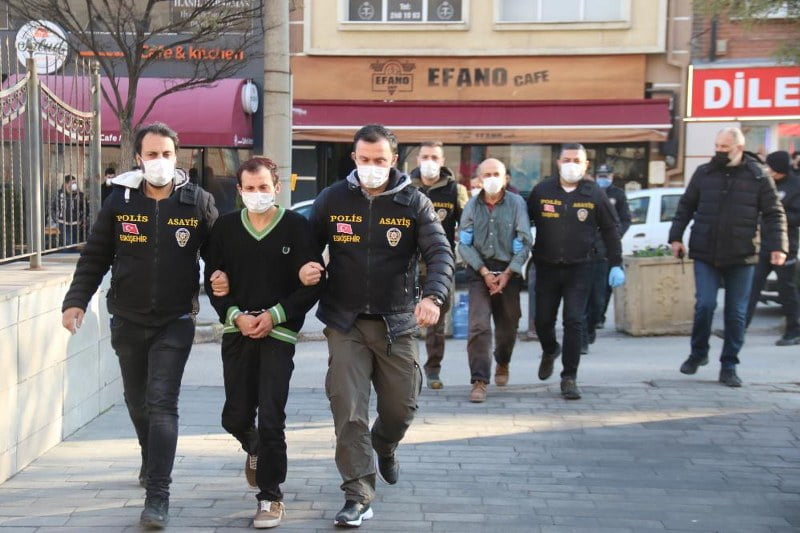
[622,187,686,255]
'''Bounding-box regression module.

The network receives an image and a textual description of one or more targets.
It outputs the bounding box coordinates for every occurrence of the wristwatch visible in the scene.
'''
[426,295,445,307]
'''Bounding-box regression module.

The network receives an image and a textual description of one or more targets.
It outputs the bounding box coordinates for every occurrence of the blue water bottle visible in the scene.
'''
[452,293,469,339]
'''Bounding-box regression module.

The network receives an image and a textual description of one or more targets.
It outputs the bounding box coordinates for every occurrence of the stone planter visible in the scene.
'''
[614,255,695,336]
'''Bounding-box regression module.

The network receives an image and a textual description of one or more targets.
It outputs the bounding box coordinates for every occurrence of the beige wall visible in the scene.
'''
[0,259,120,484]
[304,0,667,56]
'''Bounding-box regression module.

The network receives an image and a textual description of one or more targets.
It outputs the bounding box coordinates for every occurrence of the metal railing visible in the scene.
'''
[1,37,100,267]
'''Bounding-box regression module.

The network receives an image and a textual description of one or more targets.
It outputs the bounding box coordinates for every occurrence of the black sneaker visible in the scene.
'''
[596,319,605,330]
[580,342,589,355]
[334,500,373,528]
[679,355,708,375]
[776,333,800,346]
[138,460,147,489]
[376,454,399,485]
[588,330,596,344]
[719,368,742,387]
[537,344,561,381]
[140,496,169,530]
[560,378,582,400]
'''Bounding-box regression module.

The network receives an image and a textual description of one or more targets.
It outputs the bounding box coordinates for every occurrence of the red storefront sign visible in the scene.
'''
[689,66,800,119]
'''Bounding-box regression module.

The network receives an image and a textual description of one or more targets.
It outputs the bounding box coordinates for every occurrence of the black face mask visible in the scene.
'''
[711,151,731,169]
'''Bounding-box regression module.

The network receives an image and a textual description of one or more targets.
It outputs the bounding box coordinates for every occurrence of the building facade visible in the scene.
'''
[289,0,691,201]
[685,4,800,178]
[1,2,264,214]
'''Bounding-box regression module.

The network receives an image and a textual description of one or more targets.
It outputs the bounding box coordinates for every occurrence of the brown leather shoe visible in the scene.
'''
[469,381,487,403]
[495,364,509,386]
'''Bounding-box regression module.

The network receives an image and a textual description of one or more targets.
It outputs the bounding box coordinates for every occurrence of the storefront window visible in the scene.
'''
[742,124,771,162]
[777,123,800,155]
[345,0,463,23]
[498,0,625,23]
[190,147,250,215]
[602,145,648,189]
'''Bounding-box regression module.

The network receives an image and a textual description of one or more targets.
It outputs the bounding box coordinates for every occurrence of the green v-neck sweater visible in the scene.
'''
[203,207,324,344]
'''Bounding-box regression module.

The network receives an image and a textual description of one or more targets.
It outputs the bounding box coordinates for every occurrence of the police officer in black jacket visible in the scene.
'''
[61,123,218,529]
[593,164,632,330]
[409,140,468,389]
[299,124,454,527]
[745,150,800,345]
[527,143,625,400]
[670,127,787,388]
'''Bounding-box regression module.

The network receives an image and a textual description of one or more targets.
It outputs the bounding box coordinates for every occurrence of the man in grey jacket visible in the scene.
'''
[458,158,531,403]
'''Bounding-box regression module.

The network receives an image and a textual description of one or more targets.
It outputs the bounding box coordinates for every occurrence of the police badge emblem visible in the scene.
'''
[437,208,447,221]
[175,228,190,247]
[386,227,402,247]
[577,208,588,222]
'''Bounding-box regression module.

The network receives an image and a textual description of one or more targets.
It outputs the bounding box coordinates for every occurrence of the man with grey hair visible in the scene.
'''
[458,158,531,403]
[669,127,788,387]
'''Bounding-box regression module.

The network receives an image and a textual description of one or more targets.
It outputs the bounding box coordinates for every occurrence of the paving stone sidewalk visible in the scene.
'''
[1,379,799,532]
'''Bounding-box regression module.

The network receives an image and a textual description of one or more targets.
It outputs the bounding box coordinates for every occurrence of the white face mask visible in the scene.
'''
[241,191,275,214]
[69,183,78,192]
[482,176,504,195]
[470,187,481,197]
[142,158,176,187]
[357,165,391,189]
[559,162,584,184]
[419,160,440,180]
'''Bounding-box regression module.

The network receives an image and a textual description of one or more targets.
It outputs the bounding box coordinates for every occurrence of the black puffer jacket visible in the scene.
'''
[669,154,787,266]
[62,181,218,326]
[311,168,454,340]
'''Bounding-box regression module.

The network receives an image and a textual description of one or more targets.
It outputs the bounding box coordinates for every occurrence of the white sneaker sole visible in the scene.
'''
[254,510,284,529]
[334,507,373,527]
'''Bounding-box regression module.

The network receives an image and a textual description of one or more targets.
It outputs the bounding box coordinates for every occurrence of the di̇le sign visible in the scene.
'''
[689,66,800,119]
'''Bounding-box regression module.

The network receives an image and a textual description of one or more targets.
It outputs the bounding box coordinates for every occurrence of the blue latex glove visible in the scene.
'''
[608,266,625,288]
[512,237,524,254]
[459,229,474,246]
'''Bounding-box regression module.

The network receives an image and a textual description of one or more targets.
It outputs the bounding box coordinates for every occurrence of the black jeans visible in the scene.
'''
[110,315,195,500]
[584,259,609,342]
[466,264,522,383]
[746,255,800,336]
[534,262,592,379]
[221,334,295,502]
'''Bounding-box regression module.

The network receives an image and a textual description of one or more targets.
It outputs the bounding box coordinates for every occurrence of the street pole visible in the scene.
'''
[263,1,292,207]
[89,61,102,228]
[25,44,42,269]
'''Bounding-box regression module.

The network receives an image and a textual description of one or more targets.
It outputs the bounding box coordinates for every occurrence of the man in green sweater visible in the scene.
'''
[204,156,323,529]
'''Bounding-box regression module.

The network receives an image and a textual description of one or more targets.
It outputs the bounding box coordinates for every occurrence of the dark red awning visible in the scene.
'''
[2,76,254,147]
[292,99,672,143]
[97,77,254,147]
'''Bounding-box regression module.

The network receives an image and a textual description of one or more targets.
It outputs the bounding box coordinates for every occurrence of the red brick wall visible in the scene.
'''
[693,15,797,61]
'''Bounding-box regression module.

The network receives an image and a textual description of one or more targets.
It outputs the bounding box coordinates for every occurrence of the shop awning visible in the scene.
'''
[2,76,254,147]
[96,77,254,147]
[292,99,672,143]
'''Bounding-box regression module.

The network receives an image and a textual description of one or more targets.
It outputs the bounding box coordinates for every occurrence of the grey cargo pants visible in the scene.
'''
[324,318,422,503]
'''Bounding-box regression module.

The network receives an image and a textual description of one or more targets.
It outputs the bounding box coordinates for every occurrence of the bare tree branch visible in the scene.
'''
[7,0,265,166]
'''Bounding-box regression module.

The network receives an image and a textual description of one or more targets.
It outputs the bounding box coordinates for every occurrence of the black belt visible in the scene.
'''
[356,313,384,321]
